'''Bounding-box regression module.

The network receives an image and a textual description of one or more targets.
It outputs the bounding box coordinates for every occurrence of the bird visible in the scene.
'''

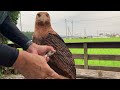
[32,12,76,79]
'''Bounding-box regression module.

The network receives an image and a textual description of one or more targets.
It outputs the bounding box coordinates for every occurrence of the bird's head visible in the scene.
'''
[35,12,51,26]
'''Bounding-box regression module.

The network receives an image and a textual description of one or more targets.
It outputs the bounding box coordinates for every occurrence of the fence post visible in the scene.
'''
[83,43,88,69]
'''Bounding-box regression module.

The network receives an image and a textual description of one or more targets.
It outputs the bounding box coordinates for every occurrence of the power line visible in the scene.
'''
[75,15,120,22]
[64,16,120,25]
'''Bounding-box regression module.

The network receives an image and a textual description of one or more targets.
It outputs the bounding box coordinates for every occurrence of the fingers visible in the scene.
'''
[44,55,50,62]
[45,64,69,79]
[49,71,69,79]
[46,57,50,62]
[50,70,69,79]
[45,46,56,53]
[57,75,69,79]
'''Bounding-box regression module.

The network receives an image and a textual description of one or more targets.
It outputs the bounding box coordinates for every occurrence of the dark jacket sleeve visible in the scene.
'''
[0,11,8,25]
[0,44,19,67]
[0,14,30,50]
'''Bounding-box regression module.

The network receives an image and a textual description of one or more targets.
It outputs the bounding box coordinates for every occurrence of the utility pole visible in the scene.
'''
[68,26,73,38]
[68,26,71,38]
[20,11,22,31]
[65,19,67,38]
[84,27,87,38]
[71,20,73,37]
[97,25,99,37]
[97,30,98,37]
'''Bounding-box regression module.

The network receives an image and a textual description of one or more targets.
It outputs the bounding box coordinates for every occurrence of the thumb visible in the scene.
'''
[45,46,56,53]
[44,55,50,62]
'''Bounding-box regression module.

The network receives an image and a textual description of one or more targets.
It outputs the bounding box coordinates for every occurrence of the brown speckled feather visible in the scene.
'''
[33,33,76,79]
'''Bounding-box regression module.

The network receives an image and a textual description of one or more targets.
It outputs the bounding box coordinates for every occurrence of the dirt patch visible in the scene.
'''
[76,69,120,79]
[0,74,24,79]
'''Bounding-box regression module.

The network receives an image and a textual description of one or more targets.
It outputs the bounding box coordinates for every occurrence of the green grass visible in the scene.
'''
[74,59,120,67]
[10,37,120,67]
[70,49,120,67]
[64,37,120,67]
[64,37,120,43]
[70,48,120,55]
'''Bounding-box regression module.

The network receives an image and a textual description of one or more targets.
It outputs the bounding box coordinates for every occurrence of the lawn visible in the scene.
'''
[12,37,120,67]
[64,37,120,67]
[64,37,120,42]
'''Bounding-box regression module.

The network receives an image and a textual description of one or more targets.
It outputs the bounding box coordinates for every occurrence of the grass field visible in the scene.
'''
[13,37,120,67]
[64,37,120,43]
[64,37,120,67]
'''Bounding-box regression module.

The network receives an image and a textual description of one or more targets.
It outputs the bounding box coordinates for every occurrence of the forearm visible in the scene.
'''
[0,44,19,67]
[0,16,30,50]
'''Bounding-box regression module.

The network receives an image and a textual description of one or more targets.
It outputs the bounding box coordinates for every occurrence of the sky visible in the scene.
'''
[17,11,120,37]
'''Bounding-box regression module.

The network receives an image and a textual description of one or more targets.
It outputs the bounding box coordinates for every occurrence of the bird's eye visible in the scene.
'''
[37,14,41,17]
[46,14,49,17]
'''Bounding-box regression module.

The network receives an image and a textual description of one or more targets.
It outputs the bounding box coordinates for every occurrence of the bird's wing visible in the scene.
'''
[46,33,74,64]
[42,33,76,79]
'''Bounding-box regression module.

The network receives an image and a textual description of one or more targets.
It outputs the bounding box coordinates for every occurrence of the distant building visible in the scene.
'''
[115,34,120,37]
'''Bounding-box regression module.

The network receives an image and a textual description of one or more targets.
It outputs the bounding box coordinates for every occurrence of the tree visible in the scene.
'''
[9,11,20,25]
[0,33,8,44]
[22,31,33,40]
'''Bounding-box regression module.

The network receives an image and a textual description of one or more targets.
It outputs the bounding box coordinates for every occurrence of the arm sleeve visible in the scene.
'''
[0,16,30,50]
[0,44,19,67]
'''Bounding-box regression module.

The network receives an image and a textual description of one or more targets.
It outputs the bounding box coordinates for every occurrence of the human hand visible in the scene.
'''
[26,43,56,56]
[12,51,67,79]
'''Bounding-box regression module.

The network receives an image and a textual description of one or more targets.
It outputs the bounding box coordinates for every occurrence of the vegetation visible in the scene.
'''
[64,37,120,43]
[9,11,20,25]
[64,37,120,67]
[22,31,33,40]
[70,48,120,67]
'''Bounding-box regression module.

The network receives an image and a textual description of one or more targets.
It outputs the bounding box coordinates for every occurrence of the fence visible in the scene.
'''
[66,42,120,72]
[8,42,120,72]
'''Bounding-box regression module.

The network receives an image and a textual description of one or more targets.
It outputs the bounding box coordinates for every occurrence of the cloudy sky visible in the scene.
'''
[17,11,120,37]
